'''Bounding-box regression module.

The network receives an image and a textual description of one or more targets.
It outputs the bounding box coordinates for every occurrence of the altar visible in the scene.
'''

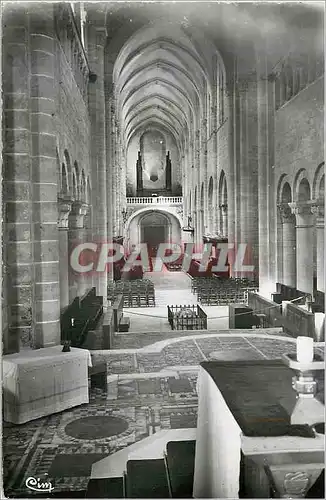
[193,360,325,498]
[3,346,92,424]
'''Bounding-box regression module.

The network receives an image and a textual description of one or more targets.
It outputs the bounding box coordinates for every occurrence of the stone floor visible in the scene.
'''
[3,332,324,497]
[124,305,229,334]
[3,271,325,497]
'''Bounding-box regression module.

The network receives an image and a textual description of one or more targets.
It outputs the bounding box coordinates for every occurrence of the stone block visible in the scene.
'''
[4,327,20,354]
[7,223,31,242]
[31,112,55,135]
[34,261,60,282]
[5,201,30,223]
[30,96,56,115]
[34,321,60,348]
[30,32,55,49]
[3,181,30,201]
[3,26,27,43]
[33,240,59,262]
[35,299,60,322]
[31,156,57,183]
[7,242,32,264]
[33,222,58,241]
[31,50,54,77]
[3,92,29,110]
[7,264,32,286]
[19,327,32,349]
[8,284,32,305]
[30,74,54,98]
[32,201,58,223]
[4,128,29,154]
[35,282,60,301]
[31,132,56,157]
[4,110,30,130]
[10,304,32,326]
[32,182,57,202]
[3,153,30,181]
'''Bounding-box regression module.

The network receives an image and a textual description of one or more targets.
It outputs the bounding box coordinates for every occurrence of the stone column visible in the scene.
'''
[219,204,228,237]
[278,203,296,288]
[105,86,114,280]
[312,202,324,292]
[2,6,32,352]
[30,5,60,348]
[88,24,108,305]
[68,201,89,299]
[257,58,276,295]
[226,73,236,277]
[289,202,315,294]
[58,197,72,310]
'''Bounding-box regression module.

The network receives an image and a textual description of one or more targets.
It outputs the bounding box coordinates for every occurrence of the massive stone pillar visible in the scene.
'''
[312,202,325,292]
[226,73,236,277]
[88,24,108,304]
[104,85,114,280]
[58,197,72,310]
[30,5,61,348]
[2,6,32,351]
[68,201,89,300]
[278,204,296,288]
[257,56,276,295]
[290,202,315,294]
[239,76,259,280]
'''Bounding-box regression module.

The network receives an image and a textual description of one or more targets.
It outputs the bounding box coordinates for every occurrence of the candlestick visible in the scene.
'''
[296,336,313,364]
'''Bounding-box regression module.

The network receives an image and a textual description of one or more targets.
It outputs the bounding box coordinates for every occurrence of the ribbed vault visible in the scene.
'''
[113,22,220,153]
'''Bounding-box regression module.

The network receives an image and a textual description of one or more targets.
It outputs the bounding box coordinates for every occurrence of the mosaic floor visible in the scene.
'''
[3,333,325,497]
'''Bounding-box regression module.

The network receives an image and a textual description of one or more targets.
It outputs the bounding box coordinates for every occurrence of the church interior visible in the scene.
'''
[1,1,325,498]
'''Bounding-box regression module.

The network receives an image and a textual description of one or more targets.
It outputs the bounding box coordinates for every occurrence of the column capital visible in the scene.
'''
[58,196,73,229]
[311,199,324,220]
[277,203,294,223]
[69,201,89,229]
[289,201,315,217]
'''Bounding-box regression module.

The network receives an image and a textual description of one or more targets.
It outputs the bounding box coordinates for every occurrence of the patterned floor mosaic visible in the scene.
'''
[3,333,324,497]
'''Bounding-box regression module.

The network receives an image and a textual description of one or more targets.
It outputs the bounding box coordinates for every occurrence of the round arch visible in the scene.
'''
[124,207,182,253]
[293,169,311,202]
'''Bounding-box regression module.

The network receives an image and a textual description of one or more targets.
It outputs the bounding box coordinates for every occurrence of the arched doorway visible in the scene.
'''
[140,211,170,257]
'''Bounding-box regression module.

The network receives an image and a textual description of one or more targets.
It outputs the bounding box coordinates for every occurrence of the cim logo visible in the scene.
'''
[25,476,54,493]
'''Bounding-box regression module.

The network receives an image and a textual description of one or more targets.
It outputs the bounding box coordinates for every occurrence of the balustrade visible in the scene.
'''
[126,196,183,205]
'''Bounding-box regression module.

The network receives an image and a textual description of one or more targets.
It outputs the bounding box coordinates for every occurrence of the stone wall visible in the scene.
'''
[2,4,92,352]
[54,42,90,179]
[275,77,324,184]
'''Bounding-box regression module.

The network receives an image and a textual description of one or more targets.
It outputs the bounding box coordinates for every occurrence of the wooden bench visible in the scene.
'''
[118,316,130,332]
[60,288,103,347]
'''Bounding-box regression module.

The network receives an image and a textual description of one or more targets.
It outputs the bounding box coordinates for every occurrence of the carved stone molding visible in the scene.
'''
[289,201,315,218]
[311,200,324,220]
[277,203,294,223]
[69,201,89,230]
[58,196,73,229]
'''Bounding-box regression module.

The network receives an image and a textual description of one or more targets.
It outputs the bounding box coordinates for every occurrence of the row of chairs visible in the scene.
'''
[108,279,156,307]
[191,277,258,305]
